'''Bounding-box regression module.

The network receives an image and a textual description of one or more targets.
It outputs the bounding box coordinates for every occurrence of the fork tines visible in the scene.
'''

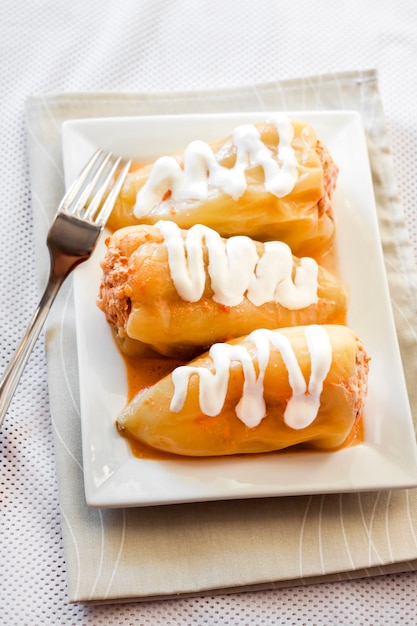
[61,150,131,225]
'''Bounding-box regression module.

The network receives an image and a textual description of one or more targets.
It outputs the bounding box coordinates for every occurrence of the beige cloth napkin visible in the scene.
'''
[25,69,417,604]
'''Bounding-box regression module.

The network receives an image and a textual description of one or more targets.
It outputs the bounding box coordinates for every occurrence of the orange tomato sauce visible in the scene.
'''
[119,353,187,460]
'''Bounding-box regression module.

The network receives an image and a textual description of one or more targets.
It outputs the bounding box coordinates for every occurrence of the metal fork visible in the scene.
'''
[0,149,131,427]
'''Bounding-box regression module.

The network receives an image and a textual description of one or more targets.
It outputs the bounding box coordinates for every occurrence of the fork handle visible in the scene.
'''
[0,273,65,427]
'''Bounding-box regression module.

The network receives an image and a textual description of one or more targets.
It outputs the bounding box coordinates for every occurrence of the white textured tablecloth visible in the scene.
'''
[2,1,417,624]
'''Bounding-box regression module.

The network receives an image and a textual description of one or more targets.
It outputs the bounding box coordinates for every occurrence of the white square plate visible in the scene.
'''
[62,111,417,507]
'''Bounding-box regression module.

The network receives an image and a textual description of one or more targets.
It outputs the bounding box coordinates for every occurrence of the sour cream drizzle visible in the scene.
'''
[134,114,299,218]
[170,325,333,429]
[156,220,318,309]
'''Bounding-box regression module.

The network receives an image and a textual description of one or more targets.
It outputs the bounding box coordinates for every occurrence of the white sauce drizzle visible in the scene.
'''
[170,325,333,429]
[134,114,299,217]
[156,220,318,309]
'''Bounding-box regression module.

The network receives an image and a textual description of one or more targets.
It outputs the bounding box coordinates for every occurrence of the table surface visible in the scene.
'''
[1,1,417,624]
